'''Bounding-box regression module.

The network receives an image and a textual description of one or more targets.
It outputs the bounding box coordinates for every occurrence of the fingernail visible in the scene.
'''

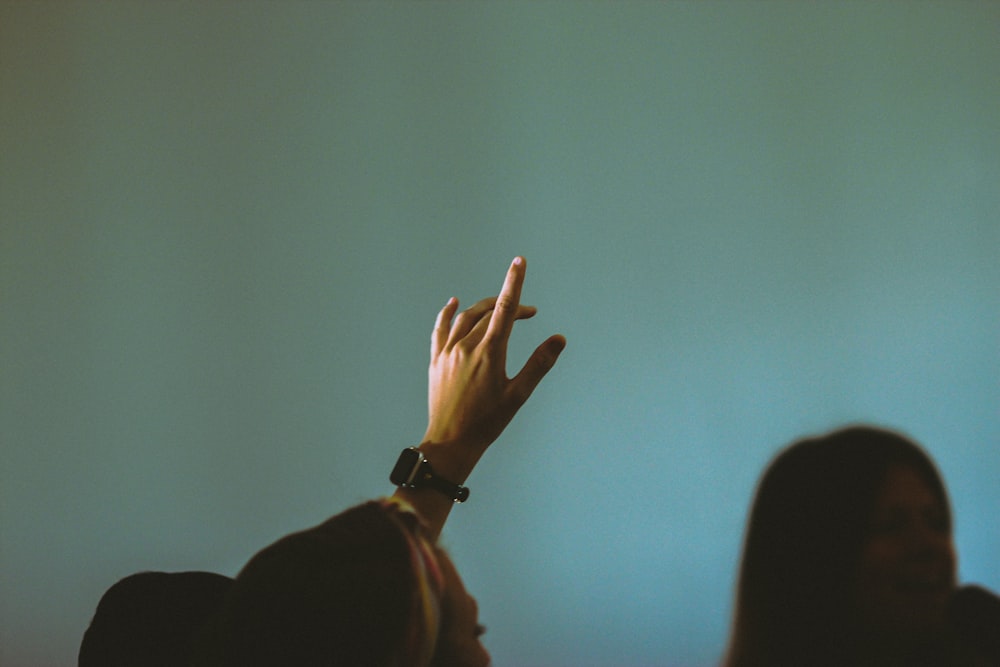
[512,256,524,266]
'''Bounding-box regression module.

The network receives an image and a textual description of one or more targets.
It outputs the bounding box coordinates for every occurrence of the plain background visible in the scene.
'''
[2,2,998,666]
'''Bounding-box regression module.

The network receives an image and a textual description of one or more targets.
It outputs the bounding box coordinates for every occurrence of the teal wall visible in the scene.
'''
[2,3,998,665]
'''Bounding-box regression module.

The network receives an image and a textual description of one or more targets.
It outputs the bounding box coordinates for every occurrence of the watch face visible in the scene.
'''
[389,448,422,486]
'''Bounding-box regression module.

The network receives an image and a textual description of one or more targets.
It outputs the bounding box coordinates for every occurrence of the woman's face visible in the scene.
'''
[430,551,490,667]
[853,464,956,637]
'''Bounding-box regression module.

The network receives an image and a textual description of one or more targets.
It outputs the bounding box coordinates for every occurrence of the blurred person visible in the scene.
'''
[723,425,990,667]
[79,571,233,667]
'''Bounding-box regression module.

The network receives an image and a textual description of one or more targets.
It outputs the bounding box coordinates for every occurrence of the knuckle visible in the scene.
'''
[495,295,516,313]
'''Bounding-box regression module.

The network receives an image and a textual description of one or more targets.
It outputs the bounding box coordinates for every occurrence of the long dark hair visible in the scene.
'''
[723,425,952,667]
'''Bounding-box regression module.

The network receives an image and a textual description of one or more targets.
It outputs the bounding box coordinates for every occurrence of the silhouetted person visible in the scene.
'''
[193,257,562,666]
[723,425,990,667]
[79,570,232,667]
[194,498,485,666]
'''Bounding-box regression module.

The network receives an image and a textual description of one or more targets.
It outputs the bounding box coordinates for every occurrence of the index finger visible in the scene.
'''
[484,256,526,345]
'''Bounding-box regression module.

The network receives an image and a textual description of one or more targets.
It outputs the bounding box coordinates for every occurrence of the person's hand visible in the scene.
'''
[393,256,564,538]
[420,256,566,481]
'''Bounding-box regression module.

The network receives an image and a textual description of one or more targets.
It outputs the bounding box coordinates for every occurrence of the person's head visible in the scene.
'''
[724,425,956,667]
[79,570,233,667]
[198,498,488,667]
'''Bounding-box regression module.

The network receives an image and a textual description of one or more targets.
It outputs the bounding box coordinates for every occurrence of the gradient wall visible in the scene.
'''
[2,3,998,666]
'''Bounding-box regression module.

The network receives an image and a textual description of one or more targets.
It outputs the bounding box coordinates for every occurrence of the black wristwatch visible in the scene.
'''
[390,447,470,503]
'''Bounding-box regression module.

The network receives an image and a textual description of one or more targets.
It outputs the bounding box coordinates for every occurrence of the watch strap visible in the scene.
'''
[391,447,470,503]
[416,460,470,503]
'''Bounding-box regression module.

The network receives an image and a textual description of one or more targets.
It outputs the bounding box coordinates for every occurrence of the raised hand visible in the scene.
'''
[395,257,565,537]
[423,256,566,469]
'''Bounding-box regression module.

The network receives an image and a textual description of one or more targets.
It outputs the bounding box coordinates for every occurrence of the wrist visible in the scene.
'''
[415,439,484,485]
[390,446,471,504]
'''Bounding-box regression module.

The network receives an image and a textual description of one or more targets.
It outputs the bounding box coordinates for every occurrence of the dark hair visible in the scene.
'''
[79,570,233,667]
[723,425,952,667]
[196,500,438,667]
